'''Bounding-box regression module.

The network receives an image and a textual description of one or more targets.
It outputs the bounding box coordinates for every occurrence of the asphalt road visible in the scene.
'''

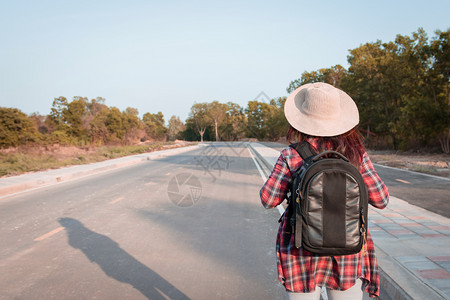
[260,142,450,218]
[0,143,285,300]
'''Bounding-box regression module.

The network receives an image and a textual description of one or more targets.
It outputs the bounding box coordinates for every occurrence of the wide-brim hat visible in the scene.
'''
[284,82,359,137]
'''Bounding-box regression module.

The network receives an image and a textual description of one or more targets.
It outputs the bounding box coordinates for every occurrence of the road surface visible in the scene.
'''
[0,143,284,299]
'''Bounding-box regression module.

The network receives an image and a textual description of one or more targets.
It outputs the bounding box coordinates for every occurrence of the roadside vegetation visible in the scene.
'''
[0,28,448,177]
[0,142,193,177]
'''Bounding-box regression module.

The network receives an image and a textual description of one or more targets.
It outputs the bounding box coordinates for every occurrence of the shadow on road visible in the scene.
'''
[58,217,189,300]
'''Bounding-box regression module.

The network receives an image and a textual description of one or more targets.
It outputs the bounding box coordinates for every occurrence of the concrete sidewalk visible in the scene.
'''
[0,144,199,199]
[249,142,450,300]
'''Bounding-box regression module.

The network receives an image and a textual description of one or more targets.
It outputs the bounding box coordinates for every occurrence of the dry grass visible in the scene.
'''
[0,141,195,177]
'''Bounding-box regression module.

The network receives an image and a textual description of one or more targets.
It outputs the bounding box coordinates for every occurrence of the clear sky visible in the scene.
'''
[0,0,449,122]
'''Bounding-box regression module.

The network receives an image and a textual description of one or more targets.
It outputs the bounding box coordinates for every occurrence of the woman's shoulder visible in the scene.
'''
[279,145,297,157]
[279,145,303,171]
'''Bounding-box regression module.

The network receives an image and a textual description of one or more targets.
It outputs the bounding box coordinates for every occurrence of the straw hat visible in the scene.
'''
[284,82,359,137]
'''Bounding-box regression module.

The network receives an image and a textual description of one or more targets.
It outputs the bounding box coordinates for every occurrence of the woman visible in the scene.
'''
[260,83,389,299]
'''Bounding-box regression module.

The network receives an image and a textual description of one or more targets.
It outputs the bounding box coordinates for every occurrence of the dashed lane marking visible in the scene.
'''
[34,227,64,242]
[395,179,411,184]
[109,196,125,204]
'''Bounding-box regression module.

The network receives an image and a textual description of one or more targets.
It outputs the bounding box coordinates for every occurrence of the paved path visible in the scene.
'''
[1,142,449,299]
[0,143,284,299]
[251,142,450,300]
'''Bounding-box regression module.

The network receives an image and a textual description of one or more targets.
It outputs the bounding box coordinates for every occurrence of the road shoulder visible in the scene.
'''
[0,144,200,199]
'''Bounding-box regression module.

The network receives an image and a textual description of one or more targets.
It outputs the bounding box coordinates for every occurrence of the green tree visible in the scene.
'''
[143,111,167,140]
[65,97,87,140]
[245,98,288,141]
[341,40,408,149]
[427,29,449,152]
[287,65,347,93]
[123,107,143,144]
[105,107,125,142]
[47,96,89,144]
[341,28,449,151]
[189,103,211,142]
[83,97,107,132]
[0,107,40,148]
[48,96,69,131]
[89,106,109,145]
[266,97,289,141]
[207,101,227,141]
[245,100,273,140]
[221,102,245,141]
[167,116,185,141]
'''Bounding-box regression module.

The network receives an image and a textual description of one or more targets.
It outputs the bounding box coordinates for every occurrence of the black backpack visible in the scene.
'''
[284,142,368,256]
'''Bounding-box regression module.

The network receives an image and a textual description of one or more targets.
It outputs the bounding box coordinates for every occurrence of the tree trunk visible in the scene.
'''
[214,119,219,141]
[199,128,205,142]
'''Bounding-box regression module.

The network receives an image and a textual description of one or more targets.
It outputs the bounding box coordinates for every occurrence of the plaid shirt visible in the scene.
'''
[260,141,389,297]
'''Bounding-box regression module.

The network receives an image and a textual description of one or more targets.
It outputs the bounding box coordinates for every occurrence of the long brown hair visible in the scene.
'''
[286,125,366,168]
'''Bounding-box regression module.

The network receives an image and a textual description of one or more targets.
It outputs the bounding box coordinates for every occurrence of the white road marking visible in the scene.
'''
[248,147,284,216]
[109,196,124,204]
[34,227,64,242]
[373,163,450,181]
[395,179,411,184]
[248,147,267,181]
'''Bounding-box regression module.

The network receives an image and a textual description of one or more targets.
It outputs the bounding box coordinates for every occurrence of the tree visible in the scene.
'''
[143,112,167,140]
[83,97,108,134]
[266,97,289,141]
[245,97,289,141]
[123,107,143,144]
[0,107,40,148]
[245,100,273,140]
[428,29,450,152]
[64,97,87,139]
[105,107,125,142]
[189,103,210,142]
[207,101,227,141]
[29,113,50,134]
[341,40,408,149]
[221,102,245,141]
[47,96,89,144]
[287,65,347,93]
[340,28,449,151]
[86,97,107,116]
[89,106,109,145]
[167,116,185,141]
[48,96,69,130]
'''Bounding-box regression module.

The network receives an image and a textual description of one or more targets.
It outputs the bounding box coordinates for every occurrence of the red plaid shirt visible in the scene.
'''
[260,141,389,297]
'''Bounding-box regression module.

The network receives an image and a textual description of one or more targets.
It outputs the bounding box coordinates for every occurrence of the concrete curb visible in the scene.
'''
[248,142,447,300]
[0,144,199,199]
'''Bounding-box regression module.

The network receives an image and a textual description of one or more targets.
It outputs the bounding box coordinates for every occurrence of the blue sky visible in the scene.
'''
[0,0,449,122]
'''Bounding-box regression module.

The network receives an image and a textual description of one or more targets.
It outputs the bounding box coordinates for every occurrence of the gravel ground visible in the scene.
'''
[368,151,450,179]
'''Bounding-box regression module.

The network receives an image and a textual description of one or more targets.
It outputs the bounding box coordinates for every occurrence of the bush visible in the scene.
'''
[0,107,41,148]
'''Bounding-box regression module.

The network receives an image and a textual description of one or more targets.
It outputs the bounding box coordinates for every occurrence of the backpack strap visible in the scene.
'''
[289,141,317,161]
[284,142,318,247]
